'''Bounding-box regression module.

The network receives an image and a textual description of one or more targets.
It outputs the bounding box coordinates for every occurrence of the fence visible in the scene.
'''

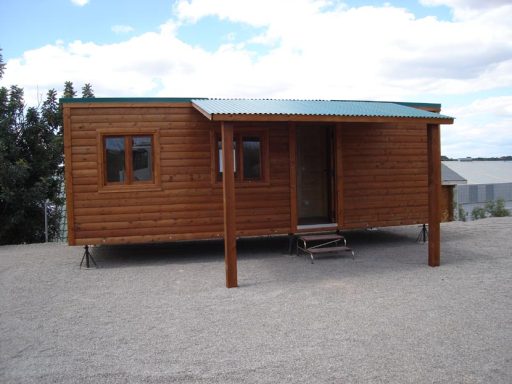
[455,182,512,220]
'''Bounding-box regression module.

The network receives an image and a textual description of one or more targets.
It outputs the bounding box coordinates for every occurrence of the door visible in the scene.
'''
[297,126,334,225]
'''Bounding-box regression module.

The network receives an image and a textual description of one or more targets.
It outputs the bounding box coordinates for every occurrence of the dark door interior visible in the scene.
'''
[297,126,334,225]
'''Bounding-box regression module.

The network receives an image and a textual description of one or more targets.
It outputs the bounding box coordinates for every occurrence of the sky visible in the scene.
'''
[1,0,511,158]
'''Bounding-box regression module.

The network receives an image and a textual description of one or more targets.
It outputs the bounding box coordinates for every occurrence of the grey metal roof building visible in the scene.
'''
[442,161,512,220]
[442,161,512,184]
[441,163,467,185]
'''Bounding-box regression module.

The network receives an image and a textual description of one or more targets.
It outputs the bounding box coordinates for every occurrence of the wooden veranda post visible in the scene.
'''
[427,124,441,267]
[288,123,298,233]
[335,124,345,227]
[221,122,238,288]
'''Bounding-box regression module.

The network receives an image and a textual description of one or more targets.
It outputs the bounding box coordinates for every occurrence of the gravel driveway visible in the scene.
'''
[1,218,511,383]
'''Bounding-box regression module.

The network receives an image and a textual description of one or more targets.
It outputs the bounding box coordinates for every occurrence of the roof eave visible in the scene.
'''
[192,102,213,120]
[204,113,454,125]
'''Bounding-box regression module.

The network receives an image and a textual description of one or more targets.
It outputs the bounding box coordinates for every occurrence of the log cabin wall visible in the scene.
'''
[440,185,454,222]
[234,122,292,237]
[339,122,429,229]
[65,103,291,246]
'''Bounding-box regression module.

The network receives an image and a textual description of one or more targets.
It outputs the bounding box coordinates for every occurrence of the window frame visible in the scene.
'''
[211,127,269,186]
[97,128,161,192]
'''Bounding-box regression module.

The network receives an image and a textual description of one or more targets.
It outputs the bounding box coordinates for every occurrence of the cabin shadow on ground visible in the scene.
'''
[90,228,419,269]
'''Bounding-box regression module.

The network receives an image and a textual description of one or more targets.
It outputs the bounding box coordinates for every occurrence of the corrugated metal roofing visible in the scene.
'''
[192,99,453,119]
[442,161,512,184]
[441,163,467,185]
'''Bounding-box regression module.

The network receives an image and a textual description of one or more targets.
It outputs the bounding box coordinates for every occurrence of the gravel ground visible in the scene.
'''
[1,217,512,384]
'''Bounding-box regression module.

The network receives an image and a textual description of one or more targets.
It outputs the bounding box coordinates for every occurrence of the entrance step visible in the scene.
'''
[299,234,345,244]
[297,234,354,263]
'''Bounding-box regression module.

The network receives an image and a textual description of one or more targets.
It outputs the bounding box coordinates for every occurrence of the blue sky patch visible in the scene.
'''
[343,0,452,21]
[176,16,267,53]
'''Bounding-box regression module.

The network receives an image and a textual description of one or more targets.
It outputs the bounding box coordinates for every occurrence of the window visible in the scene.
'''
[214,131,267,183]
[103,134,155,186]
[242,137,261,180]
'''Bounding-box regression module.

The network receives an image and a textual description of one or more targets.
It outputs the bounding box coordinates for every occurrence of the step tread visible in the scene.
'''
[308,246,352,254]
[299,234,344,242]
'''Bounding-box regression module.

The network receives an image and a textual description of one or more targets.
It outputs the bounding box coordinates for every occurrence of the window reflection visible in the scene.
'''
[243,137,261,180]
[105,137,125,182]
[132,136,152,181]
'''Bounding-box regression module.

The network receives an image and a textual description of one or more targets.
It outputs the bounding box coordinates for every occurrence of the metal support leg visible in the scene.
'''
[416,224,429,243]
[80,245,98,269]
[287,234,296,255]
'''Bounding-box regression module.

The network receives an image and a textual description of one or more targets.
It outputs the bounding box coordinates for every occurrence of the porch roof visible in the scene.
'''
[192,98,454,124]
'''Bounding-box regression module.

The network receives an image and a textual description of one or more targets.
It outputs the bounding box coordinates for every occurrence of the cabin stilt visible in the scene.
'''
[428,124,441,267]
[221,122,238,288]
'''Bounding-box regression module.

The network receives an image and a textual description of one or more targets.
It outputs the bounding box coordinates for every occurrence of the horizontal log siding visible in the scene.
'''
[440,185,454,222]
[68,105,291,245]
[340,122,429,229]
[235,125,291,235]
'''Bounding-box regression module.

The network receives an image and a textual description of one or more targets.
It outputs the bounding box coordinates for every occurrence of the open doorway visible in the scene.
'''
[296,126,335,226]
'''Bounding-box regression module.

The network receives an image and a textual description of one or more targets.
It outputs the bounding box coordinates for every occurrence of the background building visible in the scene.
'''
[442,161,512,220]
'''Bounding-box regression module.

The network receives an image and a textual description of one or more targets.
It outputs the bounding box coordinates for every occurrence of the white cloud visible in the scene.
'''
[420,0,511,9]
[111,25,134,34]
[1,1,511,156]
[71,0,89,6]
[441,96,512,157]
[420,0,512,20]
[5,2,512,99]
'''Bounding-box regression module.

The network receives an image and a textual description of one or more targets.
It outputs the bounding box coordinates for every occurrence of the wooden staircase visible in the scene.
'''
[297,234,354,263]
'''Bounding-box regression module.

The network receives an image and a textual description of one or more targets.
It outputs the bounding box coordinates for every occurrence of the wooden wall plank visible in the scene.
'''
[63,106,76,245]
[340,122,429,228]
[67,105,293,246]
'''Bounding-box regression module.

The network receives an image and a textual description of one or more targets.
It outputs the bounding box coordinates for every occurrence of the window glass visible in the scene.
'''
[105,137,125,182]
[217,139,237,178]
[218,139,222,176]
[243,136,261,180]
[132,136,152,181]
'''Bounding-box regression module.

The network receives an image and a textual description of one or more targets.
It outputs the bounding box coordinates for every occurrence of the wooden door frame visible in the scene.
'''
[290,124,338,229]
[335,123,344,228]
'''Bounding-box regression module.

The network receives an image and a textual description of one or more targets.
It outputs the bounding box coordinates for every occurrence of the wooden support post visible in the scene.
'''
[335,124,344,228]
[288,122,298,233]
[221,122,238,288]
[427,124,441,267]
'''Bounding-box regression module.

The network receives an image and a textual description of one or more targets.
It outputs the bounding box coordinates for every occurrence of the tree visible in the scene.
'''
[0,48,5,79]
[471,206,486,220]
[81,83,95,98]
[0,85,63,244]
[485,198,510,217]
[63,81,76,98]
[41,89,61,132]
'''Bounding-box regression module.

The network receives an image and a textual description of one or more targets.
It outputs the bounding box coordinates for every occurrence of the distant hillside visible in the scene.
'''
[442,156,512,161]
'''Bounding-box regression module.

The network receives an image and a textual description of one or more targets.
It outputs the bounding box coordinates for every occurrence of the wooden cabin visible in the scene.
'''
[62,98,454,287]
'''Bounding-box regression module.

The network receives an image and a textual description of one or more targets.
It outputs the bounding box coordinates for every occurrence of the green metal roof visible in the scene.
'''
[60,97,203,103]
[192,99,452,120]
[59,97,453,121]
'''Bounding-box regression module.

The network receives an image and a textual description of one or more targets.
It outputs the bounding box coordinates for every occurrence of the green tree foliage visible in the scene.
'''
[471,206,486,220]
[486,198,510,217]
[42,89,61,132]
[0,48,5,79]
[0,85,64,244]
[457,205,467,222]
[81,83,95,98]
[63,81,76,98]
[470,198,511,221]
